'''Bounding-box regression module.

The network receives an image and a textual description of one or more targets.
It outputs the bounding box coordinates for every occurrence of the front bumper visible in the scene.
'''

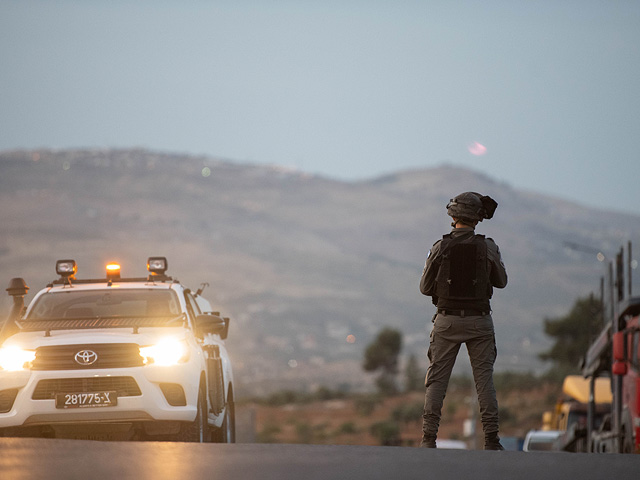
[0,362,201,429]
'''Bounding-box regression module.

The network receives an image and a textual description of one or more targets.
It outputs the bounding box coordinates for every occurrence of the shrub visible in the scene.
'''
[257,423,281,443]
[493,371,542,393]
[354,394,381,416]
[336,421,359,435]
[370,421,401,446]
[295,422,313,444]
[391,401,424,424]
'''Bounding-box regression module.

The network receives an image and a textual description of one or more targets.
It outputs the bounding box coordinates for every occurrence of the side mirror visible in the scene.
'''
[195,314,228,339]
[612,331,628,376]
[612,331,626,362]
[222,317,230,340]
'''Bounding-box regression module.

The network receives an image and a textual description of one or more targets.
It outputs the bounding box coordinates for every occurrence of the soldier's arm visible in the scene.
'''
[420,241,442,296]
[487,238,508,289]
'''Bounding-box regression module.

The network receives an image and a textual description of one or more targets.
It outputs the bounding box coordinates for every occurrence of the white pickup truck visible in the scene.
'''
[0,257,234,442]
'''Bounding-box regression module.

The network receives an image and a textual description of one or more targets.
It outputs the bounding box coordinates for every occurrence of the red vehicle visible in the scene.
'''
[582,246,640,453]
[612,299,640,453]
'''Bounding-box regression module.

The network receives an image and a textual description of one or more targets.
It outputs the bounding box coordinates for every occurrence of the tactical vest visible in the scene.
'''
[435,233,490,301]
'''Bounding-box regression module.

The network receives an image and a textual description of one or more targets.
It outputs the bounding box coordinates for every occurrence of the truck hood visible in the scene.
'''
[1,327,189,350]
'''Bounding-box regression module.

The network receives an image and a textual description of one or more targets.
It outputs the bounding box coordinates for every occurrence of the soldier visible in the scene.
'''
[419,192,507,450]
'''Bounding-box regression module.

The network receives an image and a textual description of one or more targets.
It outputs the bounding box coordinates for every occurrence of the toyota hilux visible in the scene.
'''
[0,257,234,442]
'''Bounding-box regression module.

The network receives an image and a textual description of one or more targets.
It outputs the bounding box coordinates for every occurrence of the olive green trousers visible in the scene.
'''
[422,313,499,439]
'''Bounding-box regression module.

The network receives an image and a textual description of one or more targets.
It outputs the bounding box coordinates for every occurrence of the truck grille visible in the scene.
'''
[32,343,144,370]
[32,377,142,400]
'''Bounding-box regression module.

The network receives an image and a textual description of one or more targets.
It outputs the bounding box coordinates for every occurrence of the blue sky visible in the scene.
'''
[1,1,639,214]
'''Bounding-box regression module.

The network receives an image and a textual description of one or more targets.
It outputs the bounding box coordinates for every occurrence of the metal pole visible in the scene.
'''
[612,256,625,453]
[628,241,632,297]
[608,261,621,452]
[609,262,615,327]
[600,275,607,329]
[587,376,595,453]
[616,248,624,302]
[600,276,605,328]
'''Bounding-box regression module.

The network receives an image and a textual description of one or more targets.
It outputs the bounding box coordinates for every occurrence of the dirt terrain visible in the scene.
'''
[238,382,558,447]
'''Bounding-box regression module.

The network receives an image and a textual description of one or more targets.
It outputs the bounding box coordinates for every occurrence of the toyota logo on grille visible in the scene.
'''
[75,350,98,365]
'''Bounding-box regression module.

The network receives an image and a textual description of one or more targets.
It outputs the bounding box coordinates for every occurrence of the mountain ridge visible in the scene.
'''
[1,148,638,395]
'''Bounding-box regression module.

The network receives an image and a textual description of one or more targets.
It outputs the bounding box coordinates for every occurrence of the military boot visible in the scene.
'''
[484,433,504,450]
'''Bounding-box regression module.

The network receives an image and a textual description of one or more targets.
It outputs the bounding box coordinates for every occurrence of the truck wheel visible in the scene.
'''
[175,385,210,443]
[212,392,235,443]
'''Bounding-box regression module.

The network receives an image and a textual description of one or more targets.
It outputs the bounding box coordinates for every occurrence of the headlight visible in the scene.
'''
[0,346,36,372]
[139,338,189,366]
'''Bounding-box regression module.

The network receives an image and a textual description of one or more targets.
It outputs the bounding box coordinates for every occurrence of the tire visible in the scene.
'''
[172,385,210,442]
[212,392,235,443]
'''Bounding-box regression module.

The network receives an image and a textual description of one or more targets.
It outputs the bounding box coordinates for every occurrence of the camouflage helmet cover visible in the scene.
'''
[446,192,498,223]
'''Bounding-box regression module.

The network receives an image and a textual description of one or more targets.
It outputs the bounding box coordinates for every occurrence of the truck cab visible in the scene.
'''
[615,299,640,453]
[583,296,640,453]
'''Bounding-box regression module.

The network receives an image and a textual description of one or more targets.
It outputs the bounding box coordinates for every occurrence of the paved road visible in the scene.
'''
[0,438,637,480]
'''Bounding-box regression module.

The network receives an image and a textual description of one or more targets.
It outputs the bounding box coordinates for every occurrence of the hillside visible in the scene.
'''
[1,149,639,396]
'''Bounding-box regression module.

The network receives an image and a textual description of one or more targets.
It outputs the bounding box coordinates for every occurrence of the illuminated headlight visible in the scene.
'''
[0,346,36,372]
[139,338,189,366]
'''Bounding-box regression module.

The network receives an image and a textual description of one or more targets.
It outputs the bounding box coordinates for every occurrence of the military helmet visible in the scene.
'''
[446,192,498,223]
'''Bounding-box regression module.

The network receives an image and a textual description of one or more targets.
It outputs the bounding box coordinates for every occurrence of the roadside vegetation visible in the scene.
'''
[240,295,598,446]
[240,371,557,446]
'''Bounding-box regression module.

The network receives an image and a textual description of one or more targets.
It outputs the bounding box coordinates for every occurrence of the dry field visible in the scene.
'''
[237,382,559,447]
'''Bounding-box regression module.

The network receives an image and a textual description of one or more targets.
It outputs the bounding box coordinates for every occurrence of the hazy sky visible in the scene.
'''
[1,1,639,214]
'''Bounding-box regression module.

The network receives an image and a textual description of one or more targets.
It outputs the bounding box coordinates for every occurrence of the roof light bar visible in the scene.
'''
[56,260,77,279]
[147,257,168,275]
[106,263,121,280]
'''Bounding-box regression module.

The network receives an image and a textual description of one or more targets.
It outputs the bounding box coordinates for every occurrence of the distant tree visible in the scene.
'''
[363,327,402,395]
[403,353,424,392]
[539,294,603,378]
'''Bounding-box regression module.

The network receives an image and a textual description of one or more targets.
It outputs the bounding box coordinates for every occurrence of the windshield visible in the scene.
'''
[26,289,181,320]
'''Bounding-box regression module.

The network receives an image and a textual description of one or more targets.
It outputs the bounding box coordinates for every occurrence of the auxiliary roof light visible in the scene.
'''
[147,257,168,275]
[106,263,121,280]
[56,259,77,279]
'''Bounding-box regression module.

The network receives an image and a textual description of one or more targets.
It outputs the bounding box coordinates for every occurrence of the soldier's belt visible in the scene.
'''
[437,309,488,317]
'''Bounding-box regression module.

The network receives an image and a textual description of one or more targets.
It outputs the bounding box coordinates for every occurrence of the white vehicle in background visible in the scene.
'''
[0,257,234,442]
[522,430,562,452]
[435,439,467,449]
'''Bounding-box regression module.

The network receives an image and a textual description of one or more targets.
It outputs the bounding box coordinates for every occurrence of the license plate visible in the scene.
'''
[55,391,118,409]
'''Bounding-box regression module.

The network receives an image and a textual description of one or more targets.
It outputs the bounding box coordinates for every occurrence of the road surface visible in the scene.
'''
[0,438,637,480]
